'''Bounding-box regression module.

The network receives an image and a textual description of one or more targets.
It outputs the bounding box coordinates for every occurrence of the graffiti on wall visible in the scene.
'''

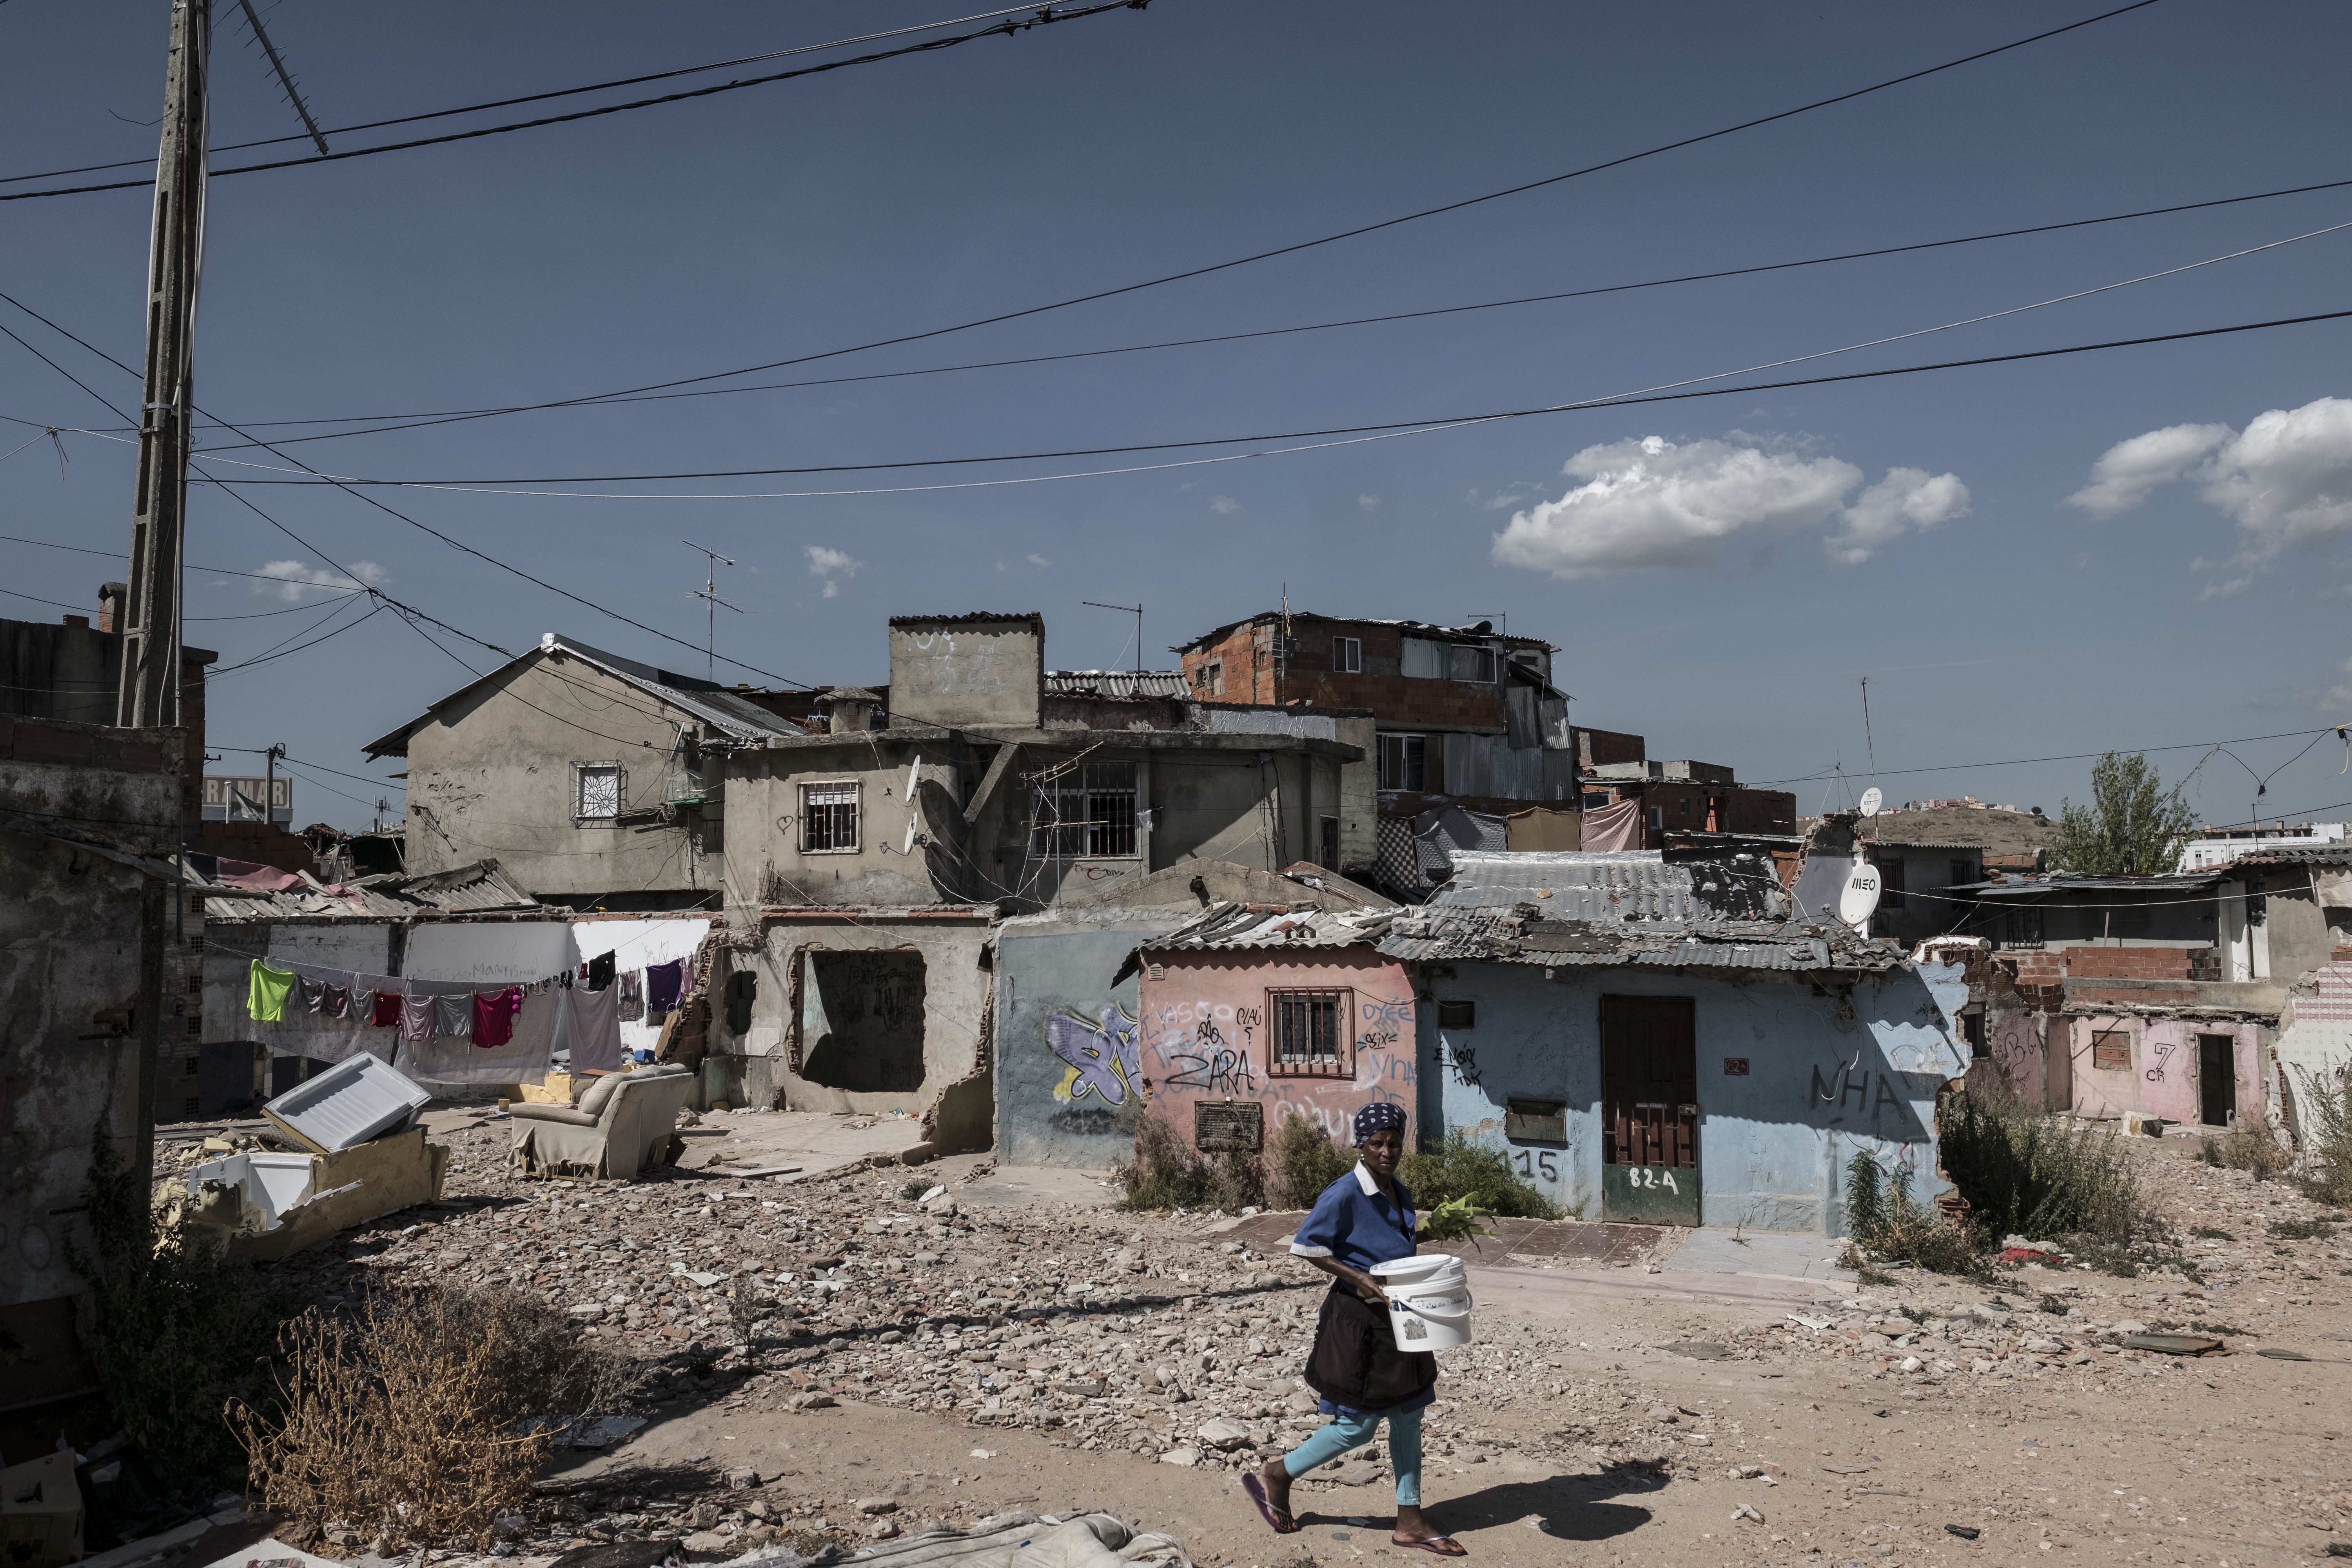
[1045,1002,1145,1106]
[1139,993,1417,1141]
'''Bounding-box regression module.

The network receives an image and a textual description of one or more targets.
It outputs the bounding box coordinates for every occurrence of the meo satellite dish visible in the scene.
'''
[1858,786,1883,817]
[1840,861,1883,925]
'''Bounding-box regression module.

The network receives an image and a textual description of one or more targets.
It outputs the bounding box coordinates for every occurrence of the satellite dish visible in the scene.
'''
[1859,787,1884,818]
[1839,861,1884,926]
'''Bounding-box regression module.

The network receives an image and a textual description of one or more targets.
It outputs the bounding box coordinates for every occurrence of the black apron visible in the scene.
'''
[1303,1283,1437,1412]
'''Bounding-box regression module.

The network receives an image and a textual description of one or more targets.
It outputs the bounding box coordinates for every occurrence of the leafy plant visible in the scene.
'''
[1417,1196,1497,1244]
[2047,751,2198,875]
[1398,1130,1559,1220]
[1842,1151,1990,1281]
[1938,1088,2141,1242]
[1270,1112,1356,1209]
[2294,1066,2352,1205]
[1114,1115,1265,1213]
[2201,1118,2284,1179]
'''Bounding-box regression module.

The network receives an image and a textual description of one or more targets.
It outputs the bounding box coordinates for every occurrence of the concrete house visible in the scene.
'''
[705,613,1369,1139]
[1381,849,1967,1233]
[363,633,806,911]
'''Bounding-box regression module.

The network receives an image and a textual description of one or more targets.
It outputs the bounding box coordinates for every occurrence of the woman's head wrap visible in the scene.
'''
[1353,1101,1408,1147]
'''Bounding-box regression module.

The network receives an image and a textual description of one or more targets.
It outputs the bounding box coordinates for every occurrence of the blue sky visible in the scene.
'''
[4,0,2349,833]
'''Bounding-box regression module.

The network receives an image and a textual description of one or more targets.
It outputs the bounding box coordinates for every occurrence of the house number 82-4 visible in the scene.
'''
[1512,1150,1560,1181]
[1626,1166,1680,1192]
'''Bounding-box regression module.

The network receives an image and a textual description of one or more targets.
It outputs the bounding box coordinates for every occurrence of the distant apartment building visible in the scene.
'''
[2180,820,2348,872]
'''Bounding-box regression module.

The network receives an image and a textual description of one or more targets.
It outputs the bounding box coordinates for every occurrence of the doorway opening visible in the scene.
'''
[1600,994,1700,1224]
[2197,1034,2236,1127]
[801,949,927,1093]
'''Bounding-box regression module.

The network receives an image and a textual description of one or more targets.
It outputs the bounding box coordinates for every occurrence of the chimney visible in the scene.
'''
[98,582,128,633]
[815,686,881,734]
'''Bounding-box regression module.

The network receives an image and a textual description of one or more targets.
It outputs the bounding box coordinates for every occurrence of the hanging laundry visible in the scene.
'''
[562,981,625,1074]
[432,993,473,1041]
[298,977,328,1014]
[615,967,644,1022]
[371,989,403,1027]
[645,957,687,1015]
[399,994,434,1044]
[248,960,296,1022]
[586,950,617,992]
[472,987,523,1049]
[320,984,352,1020]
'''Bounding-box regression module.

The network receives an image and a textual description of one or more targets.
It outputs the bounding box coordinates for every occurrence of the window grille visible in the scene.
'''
[801,781,860,852]
[574,762,622,822]
[1032,762,1138,858]
[1268,988,1352,1077]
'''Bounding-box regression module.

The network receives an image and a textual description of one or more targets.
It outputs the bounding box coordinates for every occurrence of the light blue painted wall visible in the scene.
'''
[1419,960,1969,1234]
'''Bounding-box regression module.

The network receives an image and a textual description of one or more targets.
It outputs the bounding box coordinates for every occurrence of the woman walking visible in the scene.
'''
[1242,1103,1465,1556]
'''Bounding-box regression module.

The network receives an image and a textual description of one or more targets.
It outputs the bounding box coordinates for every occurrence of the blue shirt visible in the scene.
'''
[1290,1161,1419,1274]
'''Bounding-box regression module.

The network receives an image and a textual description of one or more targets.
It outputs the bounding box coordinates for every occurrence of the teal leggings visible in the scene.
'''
[1282,1405,1424,1507]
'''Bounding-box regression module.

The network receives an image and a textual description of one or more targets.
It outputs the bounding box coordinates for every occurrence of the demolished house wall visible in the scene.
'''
[1420,961,1969,1234]
[2054,1013,2264,1126]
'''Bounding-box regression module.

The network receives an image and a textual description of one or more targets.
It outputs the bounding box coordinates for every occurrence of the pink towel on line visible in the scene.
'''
[398,994,433,1044]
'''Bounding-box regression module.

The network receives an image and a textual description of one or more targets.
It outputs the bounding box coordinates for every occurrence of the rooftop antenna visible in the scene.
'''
[684,540,741,681]
[1466,612,1508,637]
[233,0,328,154]
[1082,600,1143,679]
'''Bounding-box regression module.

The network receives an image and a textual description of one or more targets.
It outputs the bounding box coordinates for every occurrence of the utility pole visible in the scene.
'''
[117,0,212,730]
[1082,601,1143,680]
[264,742,284,828]
[684,540,740,681]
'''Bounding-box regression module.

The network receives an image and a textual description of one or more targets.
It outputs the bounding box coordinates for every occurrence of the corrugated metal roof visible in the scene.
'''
[1138,901,1399,953]
[1044,670,1191,698]
[1434,850,1789,922]
[1949,870,2226,897]
[1377,905,1904,974]
[2229,843,2352,868]
[199,858,548,921]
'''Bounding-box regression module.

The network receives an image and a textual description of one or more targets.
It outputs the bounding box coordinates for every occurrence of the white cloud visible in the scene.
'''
[1209,496,1240,515]
[804,544,863,599]
[1489,435,1963,579]
[1026,552,1051,567]
[994,561,1007,572]
[1357,494,1379,511]
[2071,399,2352,588]
[2327,655,2352,709]
[1822,467,1971,566]
[2064,422,2233,517]
[251,559,387,602]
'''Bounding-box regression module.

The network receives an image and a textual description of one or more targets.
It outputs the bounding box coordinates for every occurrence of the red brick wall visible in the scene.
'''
[1576,726,1646,766]
[1179,615,1527,729]
[2060,947,2196,981]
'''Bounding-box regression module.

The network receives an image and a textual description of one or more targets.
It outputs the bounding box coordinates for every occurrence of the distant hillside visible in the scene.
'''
[1804,806,2064,857]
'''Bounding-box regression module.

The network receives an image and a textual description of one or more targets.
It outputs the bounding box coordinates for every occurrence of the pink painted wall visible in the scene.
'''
[1136,948,1419,1154]
[2063,1015,2263,1125]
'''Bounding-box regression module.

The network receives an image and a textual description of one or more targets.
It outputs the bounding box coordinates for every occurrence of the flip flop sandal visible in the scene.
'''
[1392,1536,1467,1556]
[1241,1473,1299,1535]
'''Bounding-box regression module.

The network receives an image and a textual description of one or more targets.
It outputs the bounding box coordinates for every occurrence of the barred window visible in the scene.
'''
[1032,762,1139,858]
[1269,988,1352,1077]
[800,781,860,853]
[574,762,622,822]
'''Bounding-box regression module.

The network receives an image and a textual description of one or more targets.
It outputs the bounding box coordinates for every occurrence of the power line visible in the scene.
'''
[1753,724,2345,788]
[72,0,2169,445]
[183,172,2352,454]
[187,305,2352,490]
[0,2,1102,188]
[0,288,816,689]
[0,526,399,594]
[0,1,1154,203]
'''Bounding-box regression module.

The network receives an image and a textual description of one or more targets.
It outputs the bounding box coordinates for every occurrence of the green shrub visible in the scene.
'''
[2295,1067,2352,1205]
[1270,1113,1355,1209]
[1398,1130,1559,1220]
[68,1131,293,1478]
[2200,1117,2285,1180]
[1937,1088,2141,1242]
[1114,1115,1264,1213]
[1842,1151,1989,1281]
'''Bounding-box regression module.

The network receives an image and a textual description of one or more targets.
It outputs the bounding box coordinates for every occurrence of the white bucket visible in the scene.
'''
[1373,1254,1473,1350]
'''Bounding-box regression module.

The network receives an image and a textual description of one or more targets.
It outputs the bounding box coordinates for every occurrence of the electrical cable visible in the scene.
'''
[184,171,2352,453]
[0,526,408,594]
[0,1,1109,187]
[187,305,2352,492]
[0,1,1153,202]
[41,0,2168,446]
[0,289,815,689]
[1748,725,2345,788]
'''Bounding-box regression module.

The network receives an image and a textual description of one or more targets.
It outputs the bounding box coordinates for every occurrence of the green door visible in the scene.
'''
[1601,995,1700,1225]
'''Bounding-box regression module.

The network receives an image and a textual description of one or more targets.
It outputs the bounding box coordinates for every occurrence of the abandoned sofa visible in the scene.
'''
[509,1062,697,1180]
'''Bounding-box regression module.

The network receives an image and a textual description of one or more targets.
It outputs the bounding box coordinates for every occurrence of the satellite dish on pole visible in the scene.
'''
[1859,786,1884,818]
[1840,861,1884,925]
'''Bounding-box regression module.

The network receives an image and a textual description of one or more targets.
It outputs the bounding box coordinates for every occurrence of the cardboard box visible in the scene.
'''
[0,1450,84,1568]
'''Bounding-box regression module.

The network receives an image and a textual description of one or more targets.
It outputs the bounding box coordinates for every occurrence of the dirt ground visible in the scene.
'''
[176,1114,2351,1568]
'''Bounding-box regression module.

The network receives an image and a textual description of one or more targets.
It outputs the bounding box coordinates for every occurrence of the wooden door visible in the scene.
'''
[1600,994,1700,1224]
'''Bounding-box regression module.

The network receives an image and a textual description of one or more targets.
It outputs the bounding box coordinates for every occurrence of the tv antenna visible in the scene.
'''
[685,540,741,681]
[1082,600,1143,677]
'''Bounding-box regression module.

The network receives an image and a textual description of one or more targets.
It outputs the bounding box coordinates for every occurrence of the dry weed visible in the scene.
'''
[234,1285,637,1553]
[2198,1118,2285,1180]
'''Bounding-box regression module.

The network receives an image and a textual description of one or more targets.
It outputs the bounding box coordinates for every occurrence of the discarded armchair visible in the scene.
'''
[509,1062,697,1180]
